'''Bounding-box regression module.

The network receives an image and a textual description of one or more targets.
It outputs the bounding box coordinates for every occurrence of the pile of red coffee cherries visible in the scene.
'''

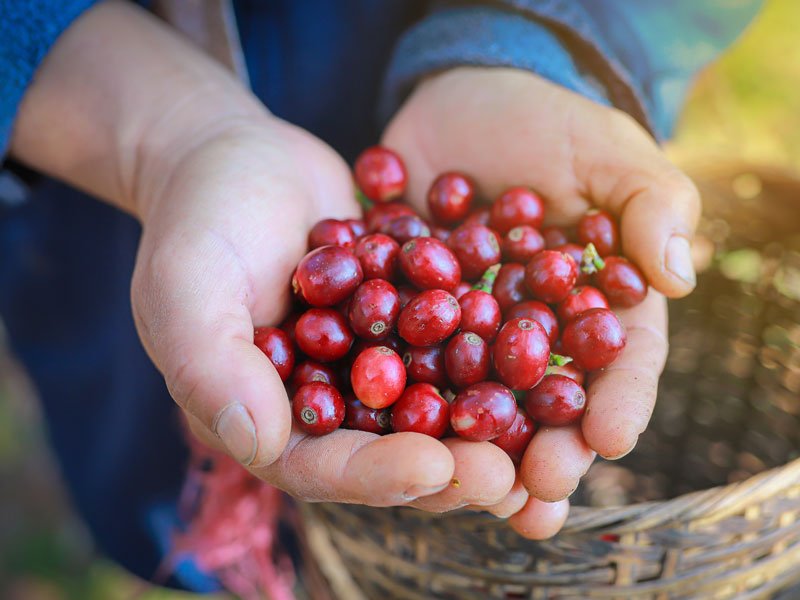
[254,146,647,464]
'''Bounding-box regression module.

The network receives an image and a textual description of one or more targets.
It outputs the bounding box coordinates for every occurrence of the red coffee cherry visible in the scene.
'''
[577,209,620,257]
[290,360,340,390]
[347,279,400,340]
[292,382,345,435]
[525,374,587,426]
[490,186,545,234]
[398,289,461,346]
[391,383,450,438]
[398,237,461,291]
[504,300,559,344]
[492,263,528,313]
[379,215,431,244]
[354,146,407,202]
[343,394,391,435]
[502,225,545,263]
[458,290,502,342]
[447,224,502,281]
[365,202,416,233]
[403,345,448,388]
[561,308,626,371]
[427,172,475,225]
[354,233,400,281]
[350,346,407,409]
[524,250,578,303]
[445,331,490,389]
[308,219,357,250]
[557,286,609,324]
[594,256,647,308]
[292,245,363,307]
[450,381,517,441]
[295,308,354,362]
[253,326,295,381]
[541,226,569,249]
[492,318,550,390]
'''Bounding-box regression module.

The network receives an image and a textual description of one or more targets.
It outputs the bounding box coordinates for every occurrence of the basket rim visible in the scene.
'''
[559,454,800,533]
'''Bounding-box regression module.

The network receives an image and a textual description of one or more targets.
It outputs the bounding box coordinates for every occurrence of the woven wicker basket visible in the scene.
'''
[296,164,800,600]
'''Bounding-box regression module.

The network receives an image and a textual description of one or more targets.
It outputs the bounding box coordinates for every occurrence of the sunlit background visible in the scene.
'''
[2,0,800,597]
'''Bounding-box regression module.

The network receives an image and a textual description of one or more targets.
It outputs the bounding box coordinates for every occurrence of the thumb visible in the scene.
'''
[132,231,292,468]
[571,114,701,298]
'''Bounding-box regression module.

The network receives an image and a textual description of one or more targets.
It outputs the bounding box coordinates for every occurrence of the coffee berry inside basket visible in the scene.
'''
[253,146,646,463]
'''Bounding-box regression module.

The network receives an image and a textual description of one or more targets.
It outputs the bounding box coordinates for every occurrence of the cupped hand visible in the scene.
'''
[383,67,700,537]
[130,114,517,509]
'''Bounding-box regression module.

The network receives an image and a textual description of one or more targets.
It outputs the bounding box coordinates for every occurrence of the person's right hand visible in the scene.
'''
[129,112,520,511]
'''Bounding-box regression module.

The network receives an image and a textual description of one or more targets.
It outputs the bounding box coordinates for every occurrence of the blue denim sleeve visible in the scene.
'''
[0,0,99,157]
[383,0,762,139]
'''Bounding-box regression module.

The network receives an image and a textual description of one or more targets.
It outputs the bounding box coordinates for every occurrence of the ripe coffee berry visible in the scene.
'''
[502,226,545,263]
[291,360,339,390]
[348,279,400,340]
[447,224,502,280]
[492,263,528,313]
[427,172,475,225]
[391,383,450,438]
[491,409,536,465]
[431,226,451,243]
[541,226,570,249]
[253,326,295,382]
[504,300,559,344]
[351,346,407,409]
[524,250,578,303]
[525,375,587,426]
[380,215,431,244]
[295,308,354,362]
[398,289,461,346]
[463,207,491,228]
[354,233,400,281]
[292,382,346,436]
[492,318,550,390]
[399,237,461,291]
[293,245,363,307]
[365,202,416,233]
[561,308,626,371]
[458,290,502,342]
[557,286,609,324]
[403,345,448,387]
[450,382,517,441]
[595,256,647,307]
[308,219,357,250]
[343,395,391,435]
[577,209,620,257]
[445,332,490,389]
[354,146,407,202]
[490,187,545,234]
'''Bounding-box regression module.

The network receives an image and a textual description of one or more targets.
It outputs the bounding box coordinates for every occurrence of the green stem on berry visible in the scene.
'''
[472,264,501,294]
[548,353,573,367]
[580,243,606,275]
[355,187,373,211]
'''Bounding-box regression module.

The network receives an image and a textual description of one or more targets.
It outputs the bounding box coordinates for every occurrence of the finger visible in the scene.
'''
[132,233,295,468]
[256,430,454,505]
[409,438,516,513]
[582,289,668,459]
[508,497,570,540]
[520,424,595,502]
[466,476,529,518]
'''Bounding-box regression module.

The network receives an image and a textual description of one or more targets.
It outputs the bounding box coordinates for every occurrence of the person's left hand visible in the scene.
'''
[383,67,700,539]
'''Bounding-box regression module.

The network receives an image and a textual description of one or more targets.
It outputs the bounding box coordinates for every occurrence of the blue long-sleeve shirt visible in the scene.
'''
[0,0,760,590]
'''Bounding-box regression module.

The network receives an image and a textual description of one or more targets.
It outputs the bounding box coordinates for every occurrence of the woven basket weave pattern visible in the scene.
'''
[300,167,800,599]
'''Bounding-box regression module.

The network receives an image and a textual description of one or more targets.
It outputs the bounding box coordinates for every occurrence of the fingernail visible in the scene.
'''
[402,482,450,501]
[606,443,636,460]
[665,236,696,287]
[213,403,258,466]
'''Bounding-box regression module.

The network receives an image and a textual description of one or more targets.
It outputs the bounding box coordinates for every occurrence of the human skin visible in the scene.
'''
[9,1,698,539]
